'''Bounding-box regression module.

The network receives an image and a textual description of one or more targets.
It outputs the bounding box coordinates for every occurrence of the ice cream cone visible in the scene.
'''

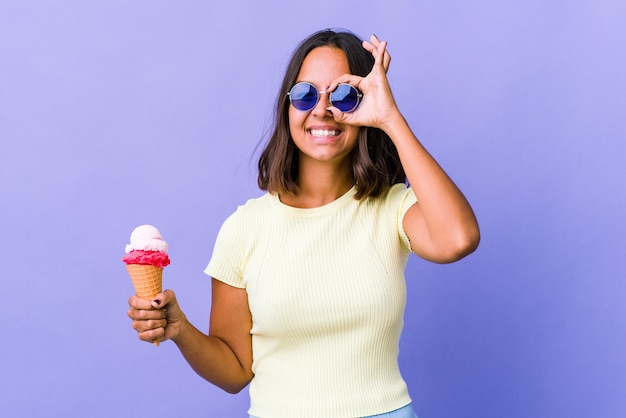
[126,264,163,346]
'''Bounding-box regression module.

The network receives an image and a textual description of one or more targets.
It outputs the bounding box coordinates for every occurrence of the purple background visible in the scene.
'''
[1,1,625,417]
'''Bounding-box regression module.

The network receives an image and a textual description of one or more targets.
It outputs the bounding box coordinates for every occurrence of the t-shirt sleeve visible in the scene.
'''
[388,183,418,254]
[204,209,246,289]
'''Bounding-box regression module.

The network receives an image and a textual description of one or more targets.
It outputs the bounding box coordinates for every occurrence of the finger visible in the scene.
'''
[128,305,167,321]
[131,315,167,332]
[370,33,381,46]
[374,40,387,66]
[382,44,391,70]
[151,288,177,308]
[327,74,363,92]
[363,38,390,73]
[128,294,153,309]
[328,105,363,127]
[137,327,165,344]
[327,105,344,120]
[370,40,391,73]
[150,292,167,308]
[153,289,184,323]
[370,35,386,58]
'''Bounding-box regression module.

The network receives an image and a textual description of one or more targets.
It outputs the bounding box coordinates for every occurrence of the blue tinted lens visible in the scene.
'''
[330,84,361,112]
[289,82,318,111]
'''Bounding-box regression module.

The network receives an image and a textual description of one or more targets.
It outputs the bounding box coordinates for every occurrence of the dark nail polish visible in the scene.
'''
[153,299,161,306]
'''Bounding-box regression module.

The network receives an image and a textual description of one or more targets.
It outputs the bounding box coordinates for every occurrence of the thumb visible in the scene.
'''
[151,292,167,309]
[152,289,183,318]
[330,107,362,127]
[151,289,175,308]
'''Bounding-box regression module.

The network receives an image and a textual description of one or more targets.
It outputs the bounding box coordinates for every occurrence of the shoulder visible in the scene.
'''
[386,182,414,200]
[216,192,275,239]
[209,192,274,267]
[226,192,274,221]
[366,183,416,211]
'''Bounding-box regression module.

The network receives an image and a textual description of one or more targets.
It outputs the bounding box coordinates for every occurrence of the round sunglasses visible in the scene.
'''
[287,82,363,113]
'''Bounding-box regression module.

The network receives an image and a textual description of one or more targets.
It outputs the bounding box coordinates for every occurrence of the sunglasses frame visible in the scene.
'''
[287,81,363,113]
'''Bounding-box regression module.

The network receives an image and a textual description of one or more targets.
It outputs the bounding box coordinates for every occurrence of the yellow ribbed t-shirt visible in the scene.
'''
[205,183,418,418]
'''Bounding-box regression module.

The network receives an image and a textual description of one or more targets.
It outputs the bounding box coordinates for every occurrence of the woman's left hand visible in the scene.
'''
[328,34,402,131]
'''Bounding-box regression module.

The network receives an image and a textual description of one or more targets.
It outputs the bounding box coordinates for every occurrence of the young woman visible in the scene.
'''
[128,29,480,418]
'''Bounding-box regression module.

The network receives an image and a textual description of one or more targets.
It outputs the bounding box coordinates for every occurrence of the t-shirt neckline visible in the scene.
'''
[270,186,357,217]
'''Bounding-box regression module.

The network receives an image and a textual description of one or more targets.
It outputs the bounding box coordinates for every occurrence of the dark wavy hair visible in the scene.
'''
[257,29,405,199]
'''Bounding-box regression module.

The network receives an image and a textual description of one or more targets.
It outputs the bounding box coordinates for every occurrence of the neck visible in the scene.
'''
[280,160,354,208]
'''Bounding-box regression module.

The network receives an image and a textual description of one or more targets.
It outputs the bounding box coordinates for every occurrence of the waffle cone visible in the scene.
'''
[126,264,163,299]
[126,264,163,346]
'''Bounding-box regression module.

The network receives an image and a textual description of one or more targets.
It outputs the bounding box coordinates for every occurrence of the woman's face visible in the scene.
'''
[288,46,360,169]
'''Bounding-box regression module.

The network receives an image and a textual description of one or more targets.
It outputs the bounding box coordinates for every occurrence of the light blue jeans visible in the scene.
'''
[364,403,418,417]
[249,402,418,418]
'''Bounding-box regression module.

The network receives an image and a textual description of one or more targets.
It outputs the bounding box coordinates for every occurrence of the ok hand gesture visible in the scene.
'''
[328,34,402,132]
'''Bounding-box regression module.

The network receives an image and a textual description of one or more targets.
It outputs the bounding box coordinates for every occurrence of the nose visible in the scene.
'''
[311,88,332,117]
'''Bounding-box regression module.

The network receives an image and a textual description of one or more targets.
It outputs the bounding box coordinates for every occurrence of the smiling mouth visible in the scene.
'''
[308,129,341,138]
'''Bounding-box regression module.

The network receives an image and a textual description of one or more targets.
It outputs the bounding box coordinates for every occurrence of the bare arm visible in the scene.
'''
[128,279,253,393]
[330,35,480,263]
[173,279,253,393]
[383,114,480,263]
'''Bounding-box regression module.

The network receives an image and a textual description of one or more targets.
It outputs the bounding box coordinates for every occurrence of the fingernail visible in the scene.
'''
[153,299,161,306]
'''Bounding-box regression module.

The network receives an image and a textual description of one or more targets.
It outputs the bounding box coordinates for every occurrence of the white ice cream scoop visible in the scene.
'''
[125,224,168,253]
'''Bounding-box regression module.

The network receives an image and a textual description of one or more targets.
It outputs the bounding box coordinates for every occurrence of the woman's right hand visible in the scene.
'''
[128,280,253,393]
[127,289,186,344]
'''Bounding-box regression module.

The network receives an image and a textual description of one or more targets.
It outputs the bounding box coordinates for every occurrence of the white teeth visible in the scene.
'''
[310,129,339,137]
